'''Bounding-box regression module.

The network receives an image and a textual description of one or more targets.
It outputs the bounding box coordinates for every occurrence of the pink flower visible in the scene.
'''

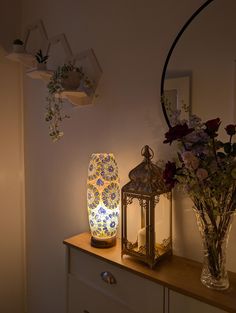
[196,168,208,181]
[182,151,199,170]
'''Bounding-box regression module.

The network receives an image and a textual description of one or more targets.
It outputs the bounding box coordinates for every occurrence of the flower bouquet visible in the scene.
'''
[163,108,236,290]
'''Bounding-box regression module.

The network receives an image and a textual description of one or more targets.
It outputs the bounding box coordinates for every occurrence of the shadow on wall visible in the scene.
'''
[173,191,202,262]
[0,49,25,313]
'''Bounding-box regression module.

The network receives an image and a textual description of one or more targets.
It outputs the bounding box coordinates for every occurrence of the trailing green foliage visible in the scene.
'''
[45,62,94,142]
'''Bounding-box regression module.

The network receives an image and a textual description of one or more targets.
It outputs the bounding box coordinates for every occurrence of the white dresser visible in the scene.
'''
[64,233,236,313]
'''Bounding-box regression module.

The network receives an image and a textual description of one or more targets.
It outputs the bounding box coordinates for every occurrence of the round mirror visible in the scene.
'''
[161,0,236,129]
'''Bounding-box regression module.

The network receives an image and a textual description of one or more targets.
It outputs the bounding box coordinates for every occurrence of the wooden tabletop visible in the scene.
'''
[64,232,236,313]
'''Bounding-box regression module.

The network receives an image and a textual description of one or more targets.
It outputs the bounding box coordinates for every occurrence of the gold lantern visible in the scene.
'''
[121,145,172,268]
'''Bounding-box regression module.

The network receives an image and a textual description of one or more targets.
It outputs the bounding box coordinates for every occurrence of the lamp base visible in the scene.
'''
[91,236,116,248]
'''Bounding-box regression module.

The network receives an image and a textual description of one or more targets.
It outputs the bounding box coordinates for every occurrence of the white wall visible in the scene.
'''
[20,1,236,313]
[0,0,21,52]
[0,1,25,312]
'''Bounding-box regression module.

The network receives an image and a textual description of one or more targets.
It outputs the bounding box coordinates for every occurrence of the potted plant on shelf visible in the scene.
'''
[12,39,25,53]
[35,49,49,70]
[45,62,94,142]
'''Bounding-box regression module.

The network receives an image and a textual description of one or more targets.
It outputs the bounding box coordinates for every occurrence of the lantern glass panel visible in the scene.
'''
[155,194,171,257]
[126,198,143,248]
[124,193,171,260]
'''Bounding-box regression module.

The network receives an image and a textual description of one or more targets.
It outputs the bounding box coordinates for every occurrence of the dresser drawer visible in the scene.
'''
[68,274,137,313]
[69,247,164,313]
[169,291,227,313]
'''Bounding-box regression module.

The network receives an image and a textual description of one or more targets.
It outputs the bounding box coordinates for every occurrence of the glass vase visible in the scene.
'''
[194,209,235,290]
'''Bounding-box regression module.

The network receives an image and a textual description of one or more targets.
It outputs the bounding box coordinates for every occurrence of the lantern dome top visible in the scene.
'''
[122,145,167,195]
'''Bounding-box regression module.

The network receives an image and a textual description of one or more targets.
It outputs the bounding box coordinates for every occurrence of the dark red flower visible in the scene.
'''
[163,123,194,144]
[204,118,221,138]
[225,124,236,136]
[163,161,177,189]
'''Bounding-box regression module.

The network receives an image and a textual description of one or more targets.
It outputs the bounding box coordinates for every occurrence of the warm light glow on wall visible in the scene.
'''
[87,153,120,247]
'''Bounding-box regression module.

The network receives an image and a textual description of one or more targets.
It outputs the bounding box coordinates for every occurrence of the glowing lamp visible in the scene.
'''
[87,153,120,248]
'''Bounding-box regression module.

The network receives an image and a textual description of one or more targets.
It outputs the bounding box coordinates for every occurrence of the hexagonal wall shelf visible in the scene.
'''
[6,20,48,68]
[6,19,103,107]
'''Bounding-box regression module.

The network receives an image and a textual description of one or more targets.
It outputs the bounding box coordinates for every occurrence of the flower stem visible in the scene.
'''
[212,137,220,168]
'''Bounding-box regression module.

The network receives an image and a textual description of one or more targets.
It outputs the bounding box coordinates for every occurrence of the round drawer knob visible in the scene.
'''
[101,271,117,284]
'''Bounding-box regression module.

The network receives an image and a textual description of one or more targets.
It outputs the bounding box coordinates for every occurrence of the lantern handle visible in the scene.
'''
[141,145,154,160]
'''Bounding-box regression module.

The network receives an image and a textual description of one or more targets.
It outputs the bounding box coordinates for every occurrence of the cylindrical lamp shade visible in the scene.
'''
[87,153,120,248]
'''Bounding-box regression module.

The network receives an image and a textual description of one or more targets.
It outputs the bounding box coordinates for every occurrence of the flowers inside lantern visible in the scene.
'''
[121,145,172,268]
[87,153,120,248]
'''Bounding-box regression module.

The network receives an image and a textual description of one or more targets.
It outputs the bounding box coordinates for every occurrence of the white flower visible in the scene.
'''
[182,151,199,170]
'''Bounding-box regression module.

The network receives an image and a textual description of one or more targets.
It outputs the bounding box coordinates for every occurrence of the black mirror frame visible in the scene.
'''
[160,0,215,128]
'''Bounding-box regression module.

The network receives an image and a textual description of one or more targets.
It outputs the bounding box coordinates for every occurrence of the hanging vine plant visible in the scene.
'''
[45,62,94,142]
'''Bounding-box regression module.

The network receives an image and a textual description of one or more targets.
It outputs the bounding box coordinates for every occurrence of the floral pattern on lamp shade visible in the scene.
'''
[87,153,120,239]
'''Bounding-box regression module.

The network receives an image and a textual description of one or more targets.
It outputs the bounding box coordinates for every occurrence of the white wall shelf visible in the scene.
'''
[26,68,53,82]
[73,49,102,93]
[47,33,73,60]
[7,20,102,109]
[56,90,93,107]
[6,20,49,68]
[6,52,35,68]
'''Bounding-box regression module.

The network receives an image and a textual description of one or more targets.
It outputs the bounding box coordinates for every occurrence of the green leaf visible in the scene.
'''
[216,140,224,149]
[233,143,236,153]
[224,142,231,154]
[217,152,226,158]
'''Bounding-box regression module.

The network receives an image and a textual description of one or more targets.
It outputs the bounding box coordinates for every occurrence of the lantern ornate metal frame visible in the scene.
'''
[121,145,172,268]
